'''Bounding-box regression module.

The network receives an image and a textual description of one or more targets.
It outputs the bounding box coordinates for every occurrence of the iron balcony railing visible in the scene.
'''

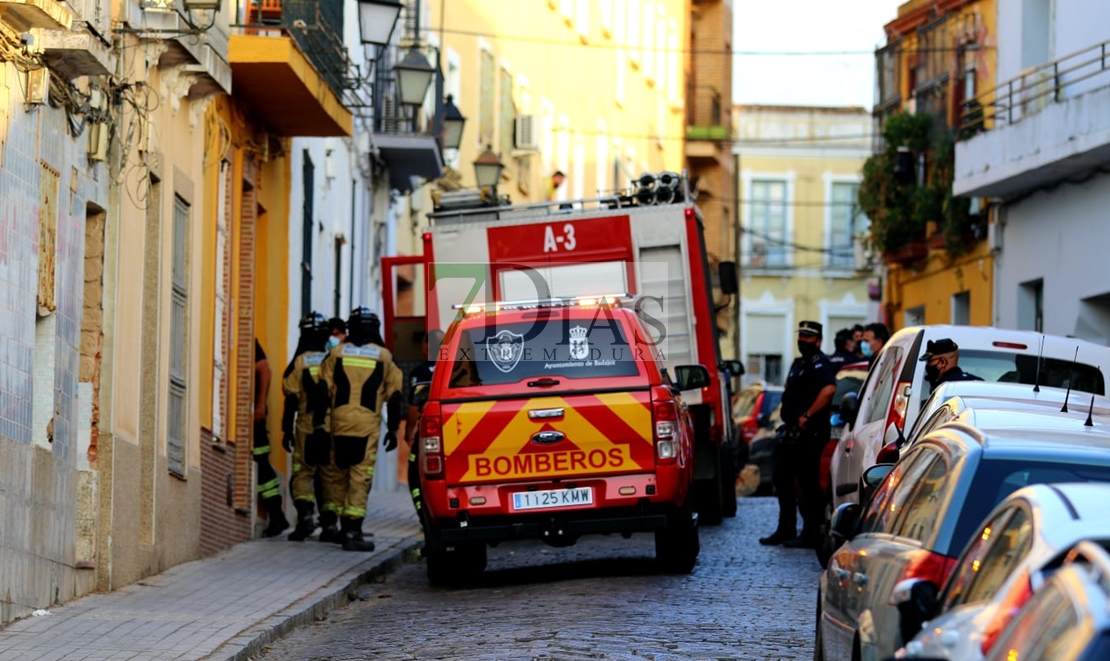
[960,37,1110,137]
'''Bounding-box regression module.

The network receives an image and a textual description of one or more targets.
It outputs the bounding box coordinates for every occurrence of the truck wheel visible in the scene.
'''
[655,504,699,574]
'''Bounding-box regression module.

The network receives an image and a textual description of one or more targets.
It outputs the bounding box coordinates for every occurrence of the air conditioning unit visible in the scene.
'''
[514,115,538,151]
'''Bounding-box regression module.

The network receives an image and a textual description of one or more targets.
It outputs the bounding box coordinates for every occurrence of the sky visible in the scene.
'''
[732,0,907,108]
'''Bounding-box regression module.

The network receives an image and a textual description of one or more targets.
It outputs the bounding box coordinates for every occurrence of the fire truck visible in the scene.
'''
[382,172,742,525]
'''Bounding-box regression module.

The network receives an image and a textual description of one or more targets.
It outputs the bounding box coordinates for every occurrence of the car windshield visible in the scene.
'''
[921,350,1106,402]
[949,459,1110,555]
[447,318,644,388]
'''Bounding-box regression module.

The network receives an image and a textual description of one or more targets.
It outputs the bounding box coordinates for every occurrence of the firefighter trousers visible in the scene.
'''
[321,425,380,519]
[290,429,322,505]
[253,418,282,502]
[408,446,426,529]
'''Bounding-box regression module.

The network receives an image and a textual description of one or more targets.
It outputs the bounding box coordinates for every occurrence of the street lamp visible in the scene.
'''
[357,0,403,46]
[394,49,436,107]
[473,145,504,190]
[440,95,466,150]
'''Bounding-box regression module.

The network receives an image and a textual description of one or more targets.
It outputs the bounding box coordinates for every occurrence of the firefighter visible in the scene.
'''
[314,307,404,552]
[281,312,331,542]
[404,329,445,531]
[254,339,290,537]
[759,321,836,549]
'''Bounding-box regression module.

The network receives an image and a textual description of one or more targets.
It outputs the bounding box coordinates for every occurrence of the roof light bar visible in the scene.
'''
[451,293,631,312]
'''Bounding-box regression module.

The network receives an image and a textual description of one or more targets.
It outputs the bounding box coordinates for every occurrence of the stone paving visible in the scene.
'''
[0,491,422,661]
[256,496,824,661]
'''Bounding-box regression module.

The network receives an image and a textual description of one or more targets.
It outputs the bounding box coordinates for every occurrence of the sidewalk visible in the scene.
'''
[0,491,422,661]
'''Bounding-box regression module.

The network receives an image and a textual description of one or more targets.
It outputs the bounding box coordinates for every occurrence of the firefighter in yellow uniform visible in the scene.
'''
[314,307,403,552]
[281,312,331,542]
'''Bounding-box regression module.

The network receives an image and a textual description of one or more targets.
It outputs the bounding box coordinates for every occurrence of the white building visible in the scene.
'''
[954,0,1110,345]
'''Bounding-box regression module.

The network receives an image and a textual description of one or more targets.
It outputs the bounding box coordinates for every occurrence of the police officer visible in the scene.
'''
[760,321,837,549]
[829,328,858,366]
[314,307,404,552]
[281,312,331,542]
[921,338,982,389]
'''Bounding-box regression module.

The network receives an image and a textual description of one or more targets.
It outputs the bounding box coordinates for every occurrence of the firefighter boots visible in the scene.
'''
[318,510,341,543]
[340,517,376,552]
[261,496,290,538]
[287,501,317,542]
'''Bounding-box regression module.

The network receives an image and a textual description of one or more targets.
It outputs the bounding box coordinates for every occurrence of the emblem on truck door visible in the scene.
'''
[486,329,524,373]
[530,431,566,445]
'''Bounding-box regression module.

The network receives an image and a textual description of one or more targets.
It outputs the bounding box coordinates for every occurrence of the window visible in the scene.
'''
[861,447,939,534]
[828,182,868,269]
[906,405,954,446]
[745,354,783,385]
[168,195,190,477]
[1019,279,1044,332]
[748,180,788,268]
[904,305,925,327]
[942,507,1018,609]
[864,345,904,424]
[959,507,1033,605]
[892,452,951,543]
[952,291,971,325]
[499,67,515,160]
[479,49,495,147]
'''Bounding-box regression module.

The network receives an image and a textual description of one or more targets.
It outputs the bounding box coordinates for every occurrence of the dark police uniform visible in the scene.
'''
[764,321,836,546]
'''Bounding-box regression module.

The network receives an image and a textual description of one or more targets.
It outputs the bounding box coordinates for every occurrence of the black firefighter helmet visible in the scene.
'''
[348,306,382,339]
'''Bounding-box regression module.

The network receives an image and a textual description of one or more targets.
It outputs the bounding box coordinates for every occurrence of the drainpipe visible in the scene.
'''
[733,149,742,363]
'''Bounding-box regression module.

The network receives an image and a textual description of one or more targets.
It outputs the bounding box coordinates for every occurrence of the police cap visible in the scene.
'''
[797,320,823,337]
[919,338,959,361]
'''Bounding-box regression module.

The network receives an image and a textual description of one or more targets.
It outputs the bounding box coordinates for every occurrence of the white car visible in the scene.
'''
[830,325,1109,512]
[893,483,1110,661]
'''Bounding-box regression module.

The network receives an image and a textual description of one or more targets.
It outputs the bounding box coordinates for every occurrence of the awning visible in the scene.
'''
[374,133,443,193]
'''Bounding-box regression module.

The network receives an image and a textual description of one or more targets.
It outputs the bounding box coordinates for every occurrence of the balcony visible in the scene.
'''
[370,44,443,193]
[229,0,353,137]
[0,0,72,30]
[954,38,1110,199]
[120,1,231,96]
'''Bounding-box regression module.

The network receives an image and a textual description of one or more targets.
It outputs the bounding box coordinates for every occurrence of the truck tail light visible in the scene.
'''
[421,408,444,479]
[888,381,912,432]
[981,571,1033,655]
[654,400,678,461]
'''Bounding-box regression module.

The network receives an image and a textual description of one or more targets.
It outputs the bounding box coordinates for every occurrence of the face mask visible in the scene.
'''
[924,363,941,384]
[326,336,340,351]
[797,340,818,357]
[860,342,873,358]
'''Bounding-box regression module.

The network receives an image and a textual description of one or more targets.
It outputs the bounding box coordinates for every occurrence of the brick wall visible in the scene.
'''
[198,427,251,556]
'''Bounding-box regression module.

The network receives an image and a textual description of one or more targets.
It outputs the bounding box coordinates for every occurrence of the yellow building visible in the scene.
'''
[872,0,997,331]
[733,106,876,385]
[397,0,689,255]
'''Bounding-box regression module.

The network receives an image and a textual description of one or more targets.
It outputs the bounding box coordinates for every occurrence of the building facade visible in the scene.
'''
[954,0,1110,345]
[871,0,997,332]
[733,105,876,386]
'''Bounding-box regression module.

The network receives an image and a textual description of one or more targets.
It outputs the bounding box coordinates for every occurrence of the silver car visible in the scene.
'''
[892,483,1110,661]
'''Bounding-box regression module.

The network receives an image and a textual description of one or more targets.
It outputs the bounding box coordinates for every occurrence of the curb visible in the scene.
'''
[210,536,424,661]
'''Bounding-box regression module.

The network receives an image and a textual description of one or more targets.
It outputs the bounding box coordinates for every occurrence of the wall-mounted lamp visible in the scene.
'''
[473,145,504,190]
[393,49,436,107]
[357,0,403,46]
[440,95,466,150]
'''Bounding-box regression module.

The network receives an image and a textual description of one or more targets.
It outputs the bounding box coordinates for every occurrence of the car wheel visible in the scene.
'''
[721,447,738,518]
[694,478,724,526]
[655,502,699,574]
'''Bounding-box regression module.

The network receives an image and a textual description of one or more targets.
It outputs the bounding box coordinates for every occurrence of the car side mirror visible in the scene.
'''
[860,463,895,504]
[889,578,941,645]
[718,261,738,295]
[839,391,859,426]
[830,503,861,542]
[674,364,711,391]
[412,382,431,411]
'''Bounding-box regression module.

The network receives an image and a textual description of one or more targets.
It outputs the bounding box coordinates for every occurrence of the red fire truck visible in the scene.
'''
[382,172,742,525]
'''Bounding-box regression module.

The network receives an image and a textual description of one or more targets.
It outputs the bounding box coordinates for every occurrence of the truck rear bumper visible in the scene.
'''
[437,506,670,543]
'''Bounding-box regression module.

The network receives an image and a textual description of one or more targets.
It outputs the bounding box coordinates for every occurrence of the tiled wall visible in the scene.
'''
[0,62,110,624]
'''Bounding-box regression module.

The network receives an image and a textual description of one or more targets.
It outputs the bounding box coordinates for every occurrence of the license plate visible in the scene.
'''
[511,487,593,511]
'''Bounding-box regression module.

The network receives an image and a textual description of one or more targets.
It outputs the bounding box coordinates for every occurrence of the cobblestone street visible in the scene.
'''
[256,497,822,661]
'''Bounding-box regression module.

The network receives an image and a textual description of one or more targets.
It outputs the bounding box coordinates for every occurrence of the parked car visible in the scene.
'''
[733,382,784,448]
[746,402,782,497]
[815,407,1110,661]
[830,326,1108,514]
[892,483,1110,661]
[981,540,1110,661]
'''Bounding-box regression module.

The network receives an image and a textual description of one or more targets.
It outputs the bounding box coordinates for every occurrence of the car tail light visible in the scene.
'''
[877,439,900,464]
[980,571,1034,655]
[888,381,912,431]
[421,405,444,479]
[654,400,678,461]
[897,549,957,588]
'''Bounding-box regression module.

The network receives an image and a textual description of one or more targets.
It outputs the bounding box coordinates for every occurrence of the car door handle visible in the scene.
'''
[852,572,869,585]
